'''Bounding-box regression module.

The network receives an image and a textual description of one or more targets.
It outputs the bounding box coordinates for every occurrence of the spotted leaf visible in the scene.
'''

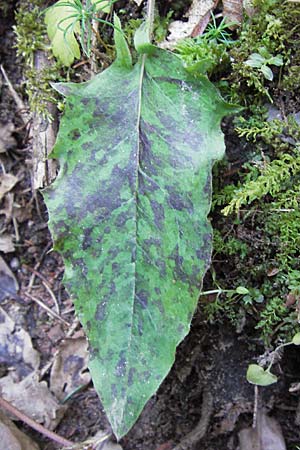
[43,22,237,439]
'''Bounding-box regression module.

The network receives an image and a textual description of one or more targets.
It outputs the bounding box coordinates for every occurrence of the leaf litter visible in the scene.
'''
[0,122,17,153]
[0,173,19,201]
[50,337,91,401]
[0,307,66,429]
[238,409,286,450]
[0,233,15,252]
[0,410,40,450]
[0,255,19,301]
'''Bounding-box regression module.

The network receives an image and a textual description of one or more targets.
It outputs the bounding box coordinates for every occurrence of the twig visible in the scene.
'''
[23,263,60,314]
[27,241,53,290]
[24,291,70,326]
[253,385,259,429]
[12,214,20,242]
[172,389,213,450]
[0,396,74,448]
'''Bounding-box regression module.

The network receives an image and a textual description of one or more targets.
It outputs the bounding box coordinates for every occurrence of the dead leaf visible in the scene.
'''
[0,255,19,301]
[0,306,40,379]
[267,267,280,277]
[90,431,123,450]
[238,409,286,450]
[0,372,66,430]
[223,0,243,26]
[160,0,216,48]
[0,411,40,450]
[214,400,252,435]
[0,122,16,153]
[0,192,14,219]
[285,293,297,307]
[0,173,18,201]
[0,233,15,253]
[50,337,91,401]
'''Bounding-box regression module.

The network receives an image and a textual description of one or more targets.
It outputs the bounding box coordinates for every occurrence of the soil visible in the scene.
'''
[1,1,300,450]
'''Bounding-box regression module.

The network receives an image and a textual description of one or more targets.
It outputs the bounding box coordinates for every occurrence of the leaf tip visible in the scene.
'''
[114,14,132,69]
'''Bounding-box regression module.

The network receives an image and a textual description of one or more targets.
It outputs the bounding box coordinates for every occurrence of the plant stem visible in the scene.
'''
[147,0,155,41]
[266,341,291,372]
[199,289,231,296]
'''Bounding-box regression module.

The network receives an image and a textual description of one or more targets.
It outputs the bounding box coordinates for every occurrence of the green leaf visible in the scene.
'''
[235,286,249,295]
[258,46,272,59]
[245,53,265,68]
[92,0,111,13]
[292,332,300,345]
[44,29,238,439]
[134,21,156,55]
[268,55,284,67]
[45,0,80,66]
[113,14,132,69]
[260,65,274,81]
[246,364,278,386]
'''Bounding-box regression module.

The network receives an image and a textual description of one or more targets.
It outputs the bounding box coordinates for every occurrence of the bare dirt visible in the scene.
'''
[1,2,300,450]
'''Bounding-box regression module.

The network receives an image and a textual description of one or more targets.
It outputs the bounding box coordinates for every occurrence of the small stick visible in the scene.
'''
[12,216,20,242]
[24,291,70,326]
[23,263,60,314]
[42,280,60,314]
[23,264,60,314]
[27,242,53,290]
[0,396,74,448]
[253,385,259,429]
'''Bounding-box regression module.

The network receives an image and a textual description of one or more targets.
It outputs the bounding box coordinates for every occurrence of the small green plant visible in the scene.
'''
[45,0,117,65]
[14,0,64,119]
[222,148,300,215]
[247,332,300,386]
[176,14,234,75]
[245,46,283,81]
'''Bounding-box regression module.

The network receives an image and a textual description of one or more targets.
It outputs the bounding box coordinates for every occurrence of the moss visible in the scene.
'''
[14,0,64,119]
[203,0,300,345]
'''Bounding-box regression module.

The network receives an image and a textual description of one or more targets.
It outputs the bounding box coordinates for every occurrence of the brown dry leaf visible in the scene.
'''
[50,337,91,401]
[0,233,15,252]
[223,0,243,26]
[0,255,19,301]
[88,431,123,450]
[238,409,286,450]
[160,0,215,48]
[0,173,18,201]
[267,267,280,277]
[0,192,14,219]
[0,411,40,450]
[0,306,40,379]
[0,122,16,153]
[0,372,66,430]
[100,441,123,450]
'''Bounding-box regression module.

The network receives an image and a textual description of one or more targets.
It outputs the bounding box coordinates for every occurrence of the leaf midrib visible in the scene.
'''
[120,53,147,426]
